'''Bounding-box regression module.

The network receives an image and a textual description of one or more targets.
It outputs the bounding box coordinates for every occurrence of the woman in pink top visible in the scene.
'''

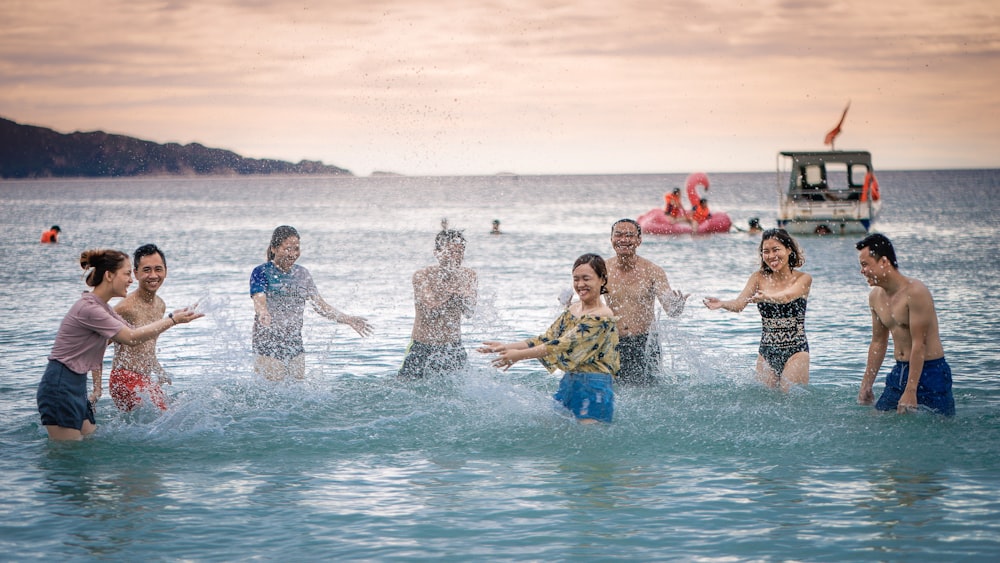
[36,249,203,441]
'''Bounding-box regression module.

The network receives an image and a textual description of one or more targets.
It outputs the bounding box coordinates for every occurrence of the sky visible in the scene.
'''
[2,0,998,176]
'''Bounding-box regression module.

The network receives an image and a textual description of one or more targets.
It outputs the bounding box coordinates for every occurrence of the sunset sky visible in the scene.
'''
[2,0,998,176]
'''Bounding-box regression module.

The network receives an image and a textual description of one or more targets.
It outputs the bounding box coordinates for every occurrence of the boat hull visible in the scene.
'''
[637,209,732,235]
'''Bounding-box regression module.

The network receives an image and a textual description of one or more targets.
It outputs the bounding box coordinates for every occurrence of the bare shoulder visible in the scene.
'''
[114,293,138,318]
[904,276,934,303]
[595,305,616,318]
[634,256,667,280]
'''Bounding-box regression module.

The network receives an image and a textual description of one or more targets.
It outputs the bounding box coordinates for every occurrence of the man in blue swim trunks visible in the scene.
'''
[856,234,955,416]
[605,219,689,386]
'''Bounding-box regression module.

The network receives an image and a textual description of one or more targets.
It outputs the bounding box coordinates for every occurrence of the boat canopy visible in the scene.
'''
[778,150,873,201]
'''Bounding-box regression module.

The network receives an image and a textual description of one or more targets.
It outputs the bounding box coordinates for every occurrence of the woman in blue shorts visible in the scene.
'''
[480,254,620,423]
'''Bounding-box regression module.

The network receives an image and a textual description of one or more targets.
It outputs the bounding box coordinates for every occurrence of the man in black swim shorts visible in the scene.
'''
[605,219,689,385]
[398,229,478,379]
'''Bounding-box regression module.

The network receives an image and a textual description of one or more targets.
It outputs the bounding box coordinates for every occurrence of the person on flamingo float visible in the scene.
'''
[663,188,684,222]
[855,233,954,416]
[36,249,202,440]
[480,254,619,423]
[703,229,812,391]
[687,198,711,230]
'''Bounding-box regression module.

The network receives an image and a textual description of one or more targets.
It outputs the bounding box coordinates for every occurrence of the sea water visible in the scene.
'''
[1,171,999,561]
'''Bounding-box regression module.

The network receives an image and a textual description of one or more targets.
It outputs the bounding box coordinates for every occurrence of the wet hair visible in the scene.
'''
[267,225,299,261]
[133,243,166,269]
[79,249,129,287]
[612,218,641,237]
[759,228,804,273]
[573,253,609,294]
[748,217,760,229]
[856,233,898,269]
[51,225,61,232]
[434,229,466,251]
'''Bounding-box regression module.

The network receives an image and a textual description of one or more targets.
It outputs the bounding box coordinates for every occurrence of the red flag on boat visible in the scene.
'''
[824,101,851,148]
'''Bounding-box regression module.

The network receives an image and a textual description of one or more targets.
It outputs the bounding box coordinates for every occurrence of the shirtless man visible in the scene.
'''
[398,229,478,379]
[110,244,175,411]
[856,233,955,415]
[605,219,689,385]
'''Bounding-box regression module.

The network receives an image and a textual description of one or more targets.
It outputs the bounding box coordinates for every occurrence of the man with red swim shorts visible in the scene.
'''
[110,244,176,412]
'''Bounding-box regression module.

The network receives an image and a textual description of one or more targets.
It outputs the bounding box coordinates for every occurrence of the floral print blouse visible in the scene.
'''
[526,309,619,375]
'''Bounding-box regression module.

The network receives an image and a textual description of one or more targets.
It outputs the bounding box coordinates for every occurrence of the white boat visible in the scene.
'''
[775,150,882,235]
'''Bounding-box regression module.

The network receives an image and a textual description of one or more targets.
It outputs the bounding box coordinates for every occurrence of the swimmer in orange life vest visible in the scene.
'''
[663,188,684,221]
[41,225,61,243]
[110,244,176,411]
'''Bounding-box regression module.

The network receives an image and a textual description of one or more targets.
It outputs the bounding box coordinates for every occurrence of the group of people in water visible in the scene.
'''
[663,188,711,228]
[36,218,955,439]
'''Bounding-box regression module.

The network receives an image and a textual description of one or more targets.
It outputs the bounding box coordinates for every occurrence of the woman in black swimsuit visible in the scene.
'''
[703,229,812,391]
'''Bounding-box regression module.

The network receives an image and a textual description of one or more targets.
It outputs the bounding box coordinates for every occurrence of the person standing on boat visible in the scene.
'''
[37,249,202,440]
[398,229,478,379]
[856,234,954,415]
[480,254,619,423]
[605,219,688,386]
[250,225,372,381]
[703,229,812,391]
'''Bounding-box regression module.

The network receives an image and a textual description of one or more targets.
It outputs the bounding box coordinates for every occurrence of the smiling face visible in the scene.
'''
[135,252,167,294]
[858,248,891,286]
[271,236,301,272]
[573,262,604,303]
[106,261,134,299]
[760,236,791,274]
[611,221,641,258]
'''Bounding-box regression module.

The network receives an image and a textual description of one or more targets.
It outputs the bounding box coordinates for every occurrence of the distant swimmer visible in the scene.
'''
[491,219,502,235]
[480,254,619,424]
[37,249,202,440]
[856,233,954,415]
[605,219,688,386]
[747,218,763,234]
[40,225,61,243]
[111,244,177,412]
[704,229,812,391]
[250,225,372,381]
[398,229,478,379]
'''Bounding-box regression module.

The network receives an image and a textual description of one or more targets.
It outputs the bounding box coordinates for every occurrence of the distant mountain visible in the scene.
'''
[0,116,352,178]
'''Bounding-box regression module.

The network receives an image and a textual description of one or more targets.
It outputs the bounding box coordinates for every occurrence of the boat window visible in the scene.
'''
[804,165,823,187]
[850,164,868,187]
[826,162,849,191]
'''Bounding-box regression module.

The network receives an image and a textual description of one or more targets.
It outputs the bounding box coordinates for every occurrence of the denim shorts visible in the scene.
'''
[553,372,614,423]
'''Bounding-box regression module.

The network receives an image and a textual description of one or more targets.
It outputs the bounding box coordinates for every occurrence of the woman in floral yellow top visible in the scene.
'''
[481,254,620,423]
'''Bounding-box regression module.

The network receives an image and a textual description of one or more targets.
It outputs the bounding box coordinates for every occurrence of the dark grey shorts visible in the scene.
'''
[37,360,95,430]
